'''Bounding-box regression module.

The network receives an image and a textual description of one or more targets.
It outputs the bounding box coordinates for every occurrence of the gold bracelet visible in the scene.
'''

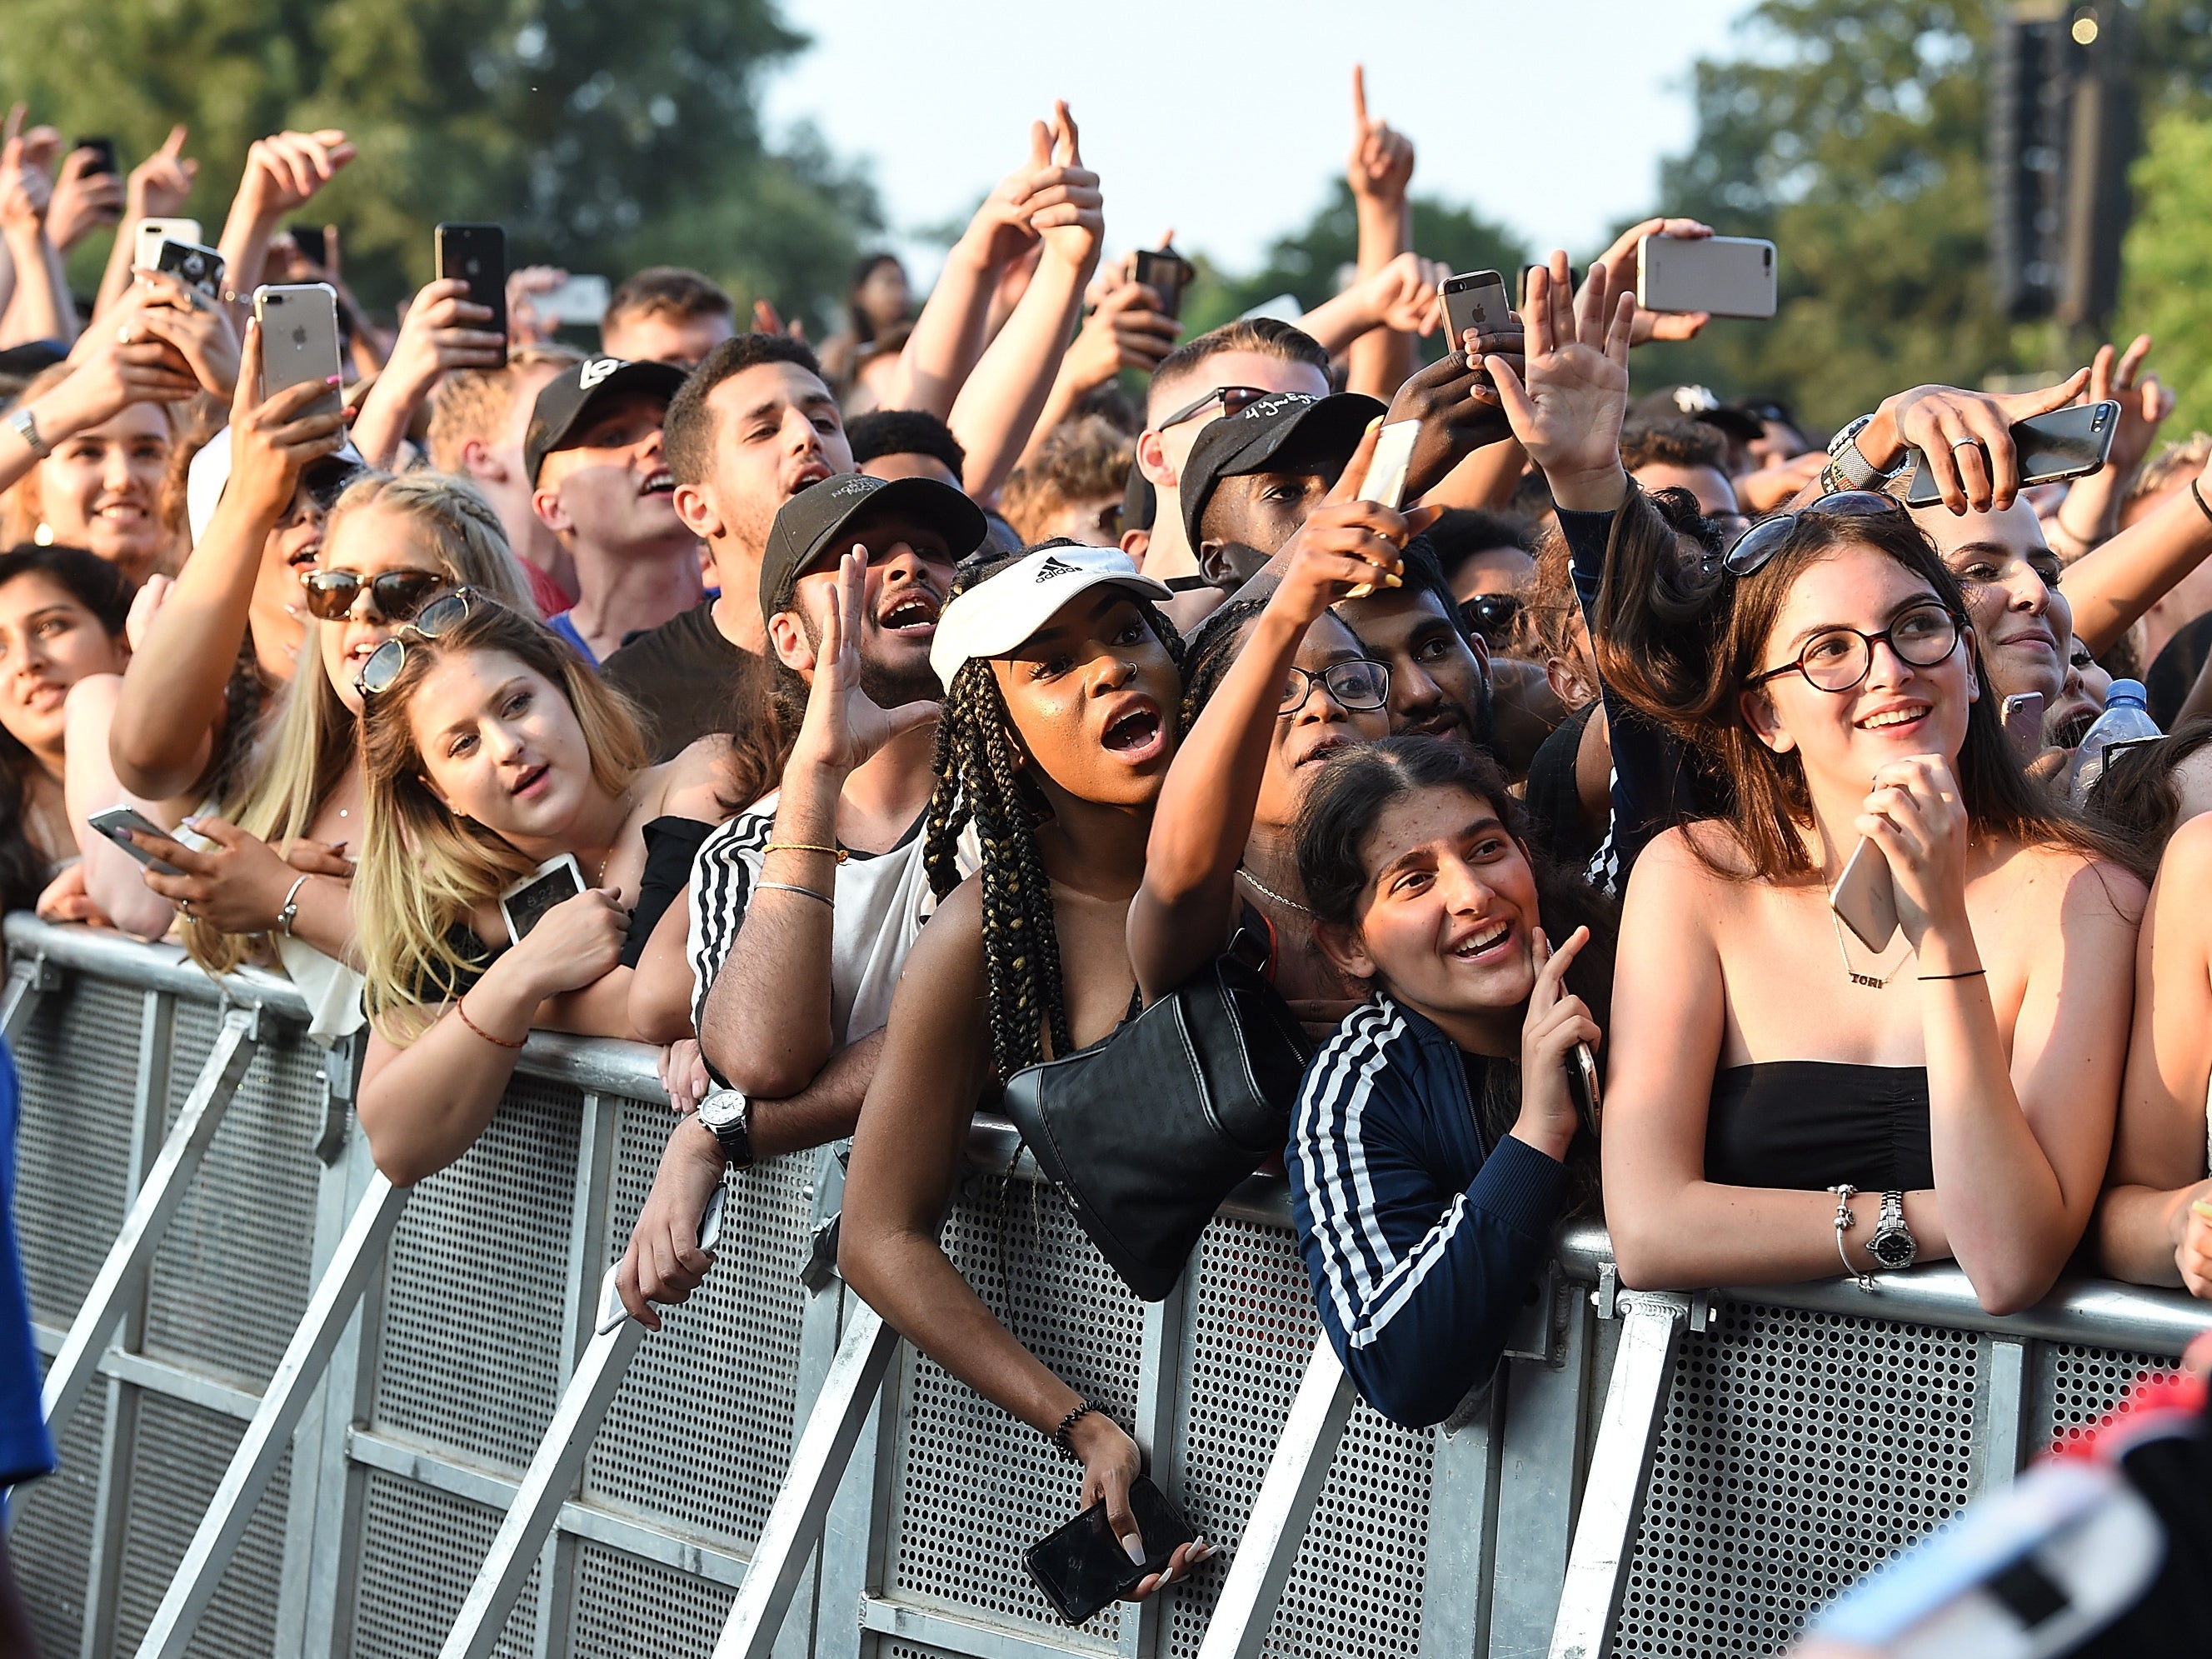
[762,841,846,862]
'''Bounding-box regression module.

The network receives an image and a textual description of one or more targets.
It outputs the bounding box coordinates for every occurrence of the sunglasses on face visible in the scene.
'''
[1720,490,1905,577]
[354,588,481,698]
[1281,657,1391,715]
[1459,592,1525,643]
[1748,600,1964,695]
[299,568,450,622]
[1156,384,1272,430]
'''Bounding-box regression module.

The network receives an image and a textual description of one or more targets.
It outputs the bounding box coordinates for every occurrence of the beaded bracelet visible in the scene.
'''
[1051,1402,1096,1458]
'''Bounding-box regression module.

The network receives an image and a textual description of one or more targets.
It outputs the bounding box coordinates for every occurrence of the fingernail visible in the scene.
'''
[1382,574,1402,588]
[324,374,342,386]
[1123,1536,1146,1565]
[2194,1200,2212,1221]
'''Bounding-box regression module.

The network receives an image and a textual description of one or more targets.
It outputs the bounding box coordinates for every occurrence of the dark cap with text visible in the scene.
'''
[758,472,990,621]
[1178,390,1386,547]
[524,356,690,485]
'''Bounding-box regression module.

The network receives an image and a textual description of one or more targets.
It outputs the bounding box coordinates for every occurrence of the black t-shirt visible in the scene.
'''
[601,599,769,763]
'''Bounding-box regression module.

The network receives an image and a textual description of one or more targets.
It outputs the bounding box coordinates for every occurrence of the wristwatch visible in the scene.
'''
[697,1087,754,1169]
[1867,1189,1917,1271]
[1824,412,1901,492]
[7,407,51,461]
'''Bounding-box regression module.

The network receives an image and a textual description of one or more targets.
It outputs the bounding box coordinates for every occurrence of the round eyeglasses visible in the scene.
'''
[1281,658,1391,715]
[1747,601,1964,694]
[355,588,482,697]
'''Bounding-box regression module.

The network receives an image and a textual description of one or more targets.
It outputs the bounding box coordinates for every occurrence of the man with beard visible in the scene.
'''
[614,472,986,1327]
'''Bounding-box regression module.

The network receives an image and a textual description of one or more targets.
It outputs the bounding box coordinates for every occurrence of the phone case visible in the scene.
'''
[1636,236,1777,318]
[135,217,202,272]
[1438,271,1510,345]
[254,285,343,420]
[435,223,509,360]
[156,240,226,302]
[1024,1479,1195,1625]
[1132,249,1192,320]
[1903,402,2119,506]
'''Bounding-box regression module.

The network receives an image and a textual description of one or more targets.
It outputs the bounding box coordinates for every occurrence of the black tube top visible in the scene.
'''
[1705,1062,1935,1192]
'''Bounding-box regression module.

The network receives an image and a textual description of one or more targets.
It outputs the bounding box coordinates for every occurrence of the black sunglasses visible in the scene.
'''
[300,568,450,622]
[1459,593,1525,642]
[355,588,482,697]
[1156,384,1271,430]
[1720,491,1905,577]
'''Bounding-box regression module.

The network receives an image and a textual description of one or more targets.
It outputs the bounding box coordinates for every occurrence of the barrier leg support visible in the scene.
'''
[131,1174,410,1659]
[713,1305,899,1659]
[1,951,58,1041]
[1196,1336,1358,1659]
[1545,1291,1694,1659]
[40,1005,261,1429]
[440,1307,647,1658]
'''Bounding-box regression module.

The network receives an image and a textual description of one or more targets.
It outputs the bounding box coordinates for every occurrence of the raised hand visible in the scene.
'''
[790,549,940,774]
[234,128,356,222]
[2088,334,2172,479]
[1590,217,1716,345]
[218,317,349,526]
[132,267,242,398]
[379,277,504,397]
[45,143,123,252]
[507,266,568,347]
[1058,279,1179,390]
[126,126,197,222]
[0,110,53,238]
[1267,417,1436,612]
[1347,66,1415,210]
[1485,249,1635,504]
[1026,102,1102,269]
[1514,926,1599,1162]
[1868,372,2090,515]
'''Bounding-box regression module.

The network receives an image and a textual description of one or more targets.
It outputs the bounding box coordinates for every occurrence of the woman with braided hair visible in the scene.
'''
[840,541,1214,1593]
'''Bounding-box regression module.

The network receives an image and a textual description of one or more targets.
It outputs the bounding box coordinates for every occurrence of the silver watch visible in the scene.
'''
[7,407,50,460]
[697,1087,754,1169]
[1824,412,1900,492]
[1867,1189,1917,1271]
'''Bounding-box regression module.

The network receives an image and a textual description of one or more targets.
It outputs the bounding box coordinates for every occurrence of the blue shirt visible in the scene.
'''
[547,607,597,667]
[0,1036,56,1492]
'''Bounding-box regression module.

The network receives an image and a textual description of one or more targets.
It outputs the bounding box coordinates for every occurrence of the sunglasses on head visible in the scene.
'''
[1156,384,1272,430]
[1720,490,1905,577]
[299,568,450,622]
[354,588,482,698]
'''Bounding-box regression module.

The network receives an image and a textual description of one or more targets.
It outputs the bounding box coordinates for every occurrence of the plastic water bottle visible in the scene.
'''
[2068,679,2160,804]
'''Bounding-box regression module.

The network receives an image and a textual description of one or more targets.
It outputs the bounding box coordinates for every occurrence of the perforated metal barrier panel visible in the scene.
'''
[8,932,2210,1659]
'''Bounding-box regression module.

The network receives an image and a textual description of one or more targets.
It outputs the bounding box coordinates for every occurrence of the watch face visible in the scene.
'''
[698,1089,745,1132]
[1869,1232,1915,1269]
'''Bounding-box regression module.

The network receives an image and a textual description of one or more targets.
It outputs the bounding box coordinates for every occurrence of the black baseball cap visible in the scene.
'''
[758,472,989,620]
[1632,384,1765,443]
[524,356,689,486]
[1179,390,1386,548]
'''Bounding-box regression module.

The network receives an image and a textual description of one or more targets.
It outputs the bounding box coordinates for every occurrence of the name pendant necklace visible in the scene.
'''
[1829,911,1910,990]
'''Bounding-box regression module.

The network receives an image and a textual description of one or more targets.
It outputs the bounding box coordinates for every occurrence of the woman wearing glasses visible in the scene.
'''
[348,595,724,1184]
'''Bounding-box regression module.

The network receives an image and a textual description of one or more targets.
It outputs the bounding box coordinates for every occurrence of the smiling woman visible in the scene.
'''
[0,363,179,588]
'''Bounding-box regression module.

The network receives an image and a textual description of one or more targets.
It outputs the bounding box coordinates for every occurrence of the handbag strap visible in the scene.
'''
[1227,899,1276,978]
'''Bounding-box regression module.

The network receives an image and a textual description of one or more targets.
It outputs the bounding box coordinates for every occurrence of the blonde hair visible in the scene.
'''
[1,363,185,554]
[353,600,649,1039]
[183,472,540,975]
[999,415,1134,546]
[424,344,585,472]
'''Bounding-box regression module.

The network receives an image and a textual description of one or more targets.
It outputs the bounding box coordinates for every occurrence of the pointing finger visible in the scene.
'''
[1352,63,1370,129]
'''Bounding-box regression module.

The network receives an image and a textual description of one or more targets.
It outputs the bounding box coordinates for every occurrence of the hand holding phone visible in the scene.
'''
[1341,420,1422,598]
[1131,247,1193,321]
[88,806,185,875]
[499,852,586,943]
[2001,692,2045,762]
[253,284,344,421]
[1830,837,1900,954]
[1636,235,1777,319]
[434,222,508,366]
[1025,1478,1200,1624]
[1903,402,2119,508]
[1438,269,1510,352]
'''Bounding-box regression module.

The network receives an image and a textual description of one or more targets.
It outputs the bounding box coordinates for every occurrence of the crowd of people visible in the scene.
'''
[7,70,2212,1627]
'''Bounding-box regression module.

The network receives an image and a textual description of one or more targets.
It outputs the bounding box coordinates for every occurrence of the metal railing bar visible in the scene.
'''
[0,950,58,1040]
[713,1305,901,1659]
[132,1173,409,1659]
[855,1594,1118,1659]
[7,917,304,1017]
[1194,1335,1357,1659]
[41,1004,262,1428]
[94,1349,262,1422]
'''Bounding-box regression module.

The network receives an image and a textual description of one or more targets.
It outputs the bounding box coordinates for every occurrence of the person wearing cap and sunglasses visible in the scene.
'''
[615,472,988,1327]
[838,542,1213,1592]
[1179,388,1387,592]
[1483,259,2147,1312]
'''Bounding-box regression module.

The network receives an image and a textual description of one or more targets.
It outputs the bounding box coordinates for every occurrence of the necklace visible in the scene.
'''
[1238,863,1309,915]
[1829,910,1910,990]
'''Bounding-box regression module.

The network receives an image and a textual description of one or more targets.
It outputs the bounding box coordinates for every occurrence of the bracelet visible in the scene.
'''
[276,873,311,939]
[762,841,846,862]
[1051,1402,1096,1458]
[1917,967,1987,981]
[454,991,526,1050]
[1828,1183,1874,1292]
[755,880,833,907]
[2192,477,2212,529]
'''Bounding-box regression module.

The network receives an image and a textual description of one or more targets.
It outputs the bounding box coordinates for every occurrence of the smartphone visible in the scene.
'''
[1438,269,1511,347]
[435,222,508,366]
[74,136,118,179]
[1132,247,1195,321]
[1025,1477,1197,1625]
[286,222,330,271]
[1830,836,1900,954]
[536,272,611,327]
[594,1185,727,1334]
[1903,402,2120,507]
[498,852,585,944]
[155,239,226,305]
[88,806,183,876]
[135,217,203,272]
[254,284,343,420]
[1636,234,1778,319]
[2001,691,2045,760]
[1340,420,1423,599]
[1567,1042,1601,1138]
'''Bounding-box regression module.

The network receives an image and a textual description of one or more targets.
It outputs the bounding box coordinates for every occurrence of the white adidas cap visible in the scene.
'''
[929,542,1172,692]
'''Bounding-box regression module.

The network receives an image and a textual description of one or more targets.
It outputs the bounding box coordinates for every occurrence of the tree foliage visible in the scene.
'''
[0,0,879,326]
[2117,103,2212,437]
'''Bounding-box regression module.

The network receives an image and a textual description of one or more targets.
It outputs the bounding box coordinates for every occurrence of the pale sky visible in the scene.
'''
[759,0,1756,286]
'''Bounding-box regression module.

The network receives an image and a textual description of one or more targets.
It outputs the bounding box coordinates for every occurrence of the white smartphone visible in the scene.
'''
[87,805,182,875]
[1637,234,1778,319]
[498,852,585,944]
[595,1185,727,1334]
[1830,836,1899,953]
[253,283,343,420]
[1343,420,1424,599]
[537,273,611,327]
[135,216,203,272]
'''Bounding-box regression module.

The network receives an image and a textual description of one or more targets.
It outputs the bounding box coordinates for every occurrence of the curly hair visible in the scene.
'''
[921,546,1185,1078]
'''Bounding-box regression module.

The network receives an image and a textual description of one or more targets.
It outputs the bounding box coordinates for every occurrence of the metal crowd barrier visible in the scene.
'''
[8,913,2210,1659]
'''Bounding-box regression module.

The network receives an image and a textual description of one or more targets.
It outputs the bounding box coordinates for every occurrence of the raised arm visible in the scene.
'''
[0,119,72,348]
[946,102,1103,502]
[2060,437,2212,654]
[2044,337,2170,557]
[1010,275,1178,475]
[92,127,197,322]
[349,278,503,468]
[0,299,197,497]
[215,129,355,307]
[1342,66,1418,402]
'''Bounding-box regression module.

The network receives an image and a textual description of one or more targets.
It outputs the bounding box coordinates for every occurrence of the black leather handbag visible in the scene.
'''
[1000,927,1314,1301]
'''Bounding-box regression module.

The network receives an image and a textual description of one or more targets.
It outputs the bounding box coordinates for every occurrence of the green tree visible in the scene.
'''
[2116,103,2212,436]
[0,0,878,326]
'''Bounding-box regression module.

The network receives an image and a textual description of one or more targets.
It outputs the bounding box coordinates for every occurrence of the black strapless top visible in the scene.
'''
[1705,1062,1935,1192]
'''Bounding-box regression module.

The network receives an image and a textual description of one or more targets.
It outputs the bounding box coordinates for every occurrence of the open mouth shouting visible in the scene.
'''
[640,467,676,498]
[1100,696,1167,765]
[879,589,941,635]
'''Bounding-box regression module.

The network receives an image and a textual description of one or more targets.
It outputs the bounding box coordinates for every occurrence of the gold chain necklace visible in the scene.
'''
[1829,909,1910,990]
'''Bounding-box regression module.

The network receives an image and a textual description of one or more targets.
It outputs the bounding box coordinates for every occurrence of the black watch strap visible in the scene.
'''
[699,1088,754,1169]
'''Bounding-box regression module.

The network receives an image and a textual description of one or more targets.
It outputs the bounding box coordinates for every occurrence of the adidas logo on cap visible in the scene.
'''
[1034,555,1081,582]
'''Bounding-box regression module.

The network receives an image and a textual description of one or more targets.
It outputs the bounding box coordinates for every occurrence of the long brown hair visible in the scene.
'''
[1590,487,2154,885]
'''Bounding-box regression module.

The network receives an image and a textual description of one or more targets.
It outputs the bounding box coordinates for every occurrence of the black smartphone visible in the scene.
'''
[435,222,508,366]
[155,238,226,304]
[1518,263,1582,309]
[1132,247,1194,321]
[1904,402,2120,507]
[288,222,331,270]
[1025,1477,1196,1625]
[74,136,118,179]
